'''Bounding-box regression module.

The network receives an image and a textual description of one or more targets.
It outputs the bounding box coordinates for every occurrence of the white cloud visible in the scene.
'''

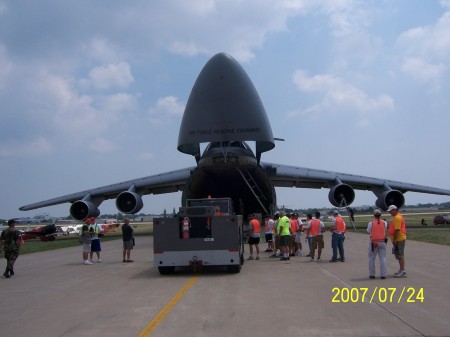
[142,0,308,62]
[33,71,101,135]
[292,69,394,119]
[26,70,133,148]
[0,2,7,14]
[168,41,208,57]
[88,62,134,90]
[137,152,155,161]
[401,57,446,83]
[0,44,12,89]
[98,93,137,116]
[175,0,216,15]
[313,0,372,37]
[82,37,124,63]
[292,70,341,92]
[398,19,450,61]
[148,96,185,123]
[397,4,450,83]
[89,137,117,153]
[0,137,52,157]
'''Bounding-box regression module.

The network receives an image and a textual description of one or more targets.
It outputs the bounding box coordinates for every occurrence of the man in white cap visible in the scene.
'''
[387,205,407,277]
[367,209,387,279]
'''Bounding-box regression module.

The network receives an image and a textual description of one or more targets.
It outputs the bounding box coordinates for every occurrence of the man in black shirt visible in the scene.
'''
[122,218,134,262]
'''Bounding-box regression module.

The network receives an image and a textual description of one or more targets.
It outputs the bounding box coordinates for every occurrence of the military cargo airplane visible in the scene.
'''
[19,53,450,220]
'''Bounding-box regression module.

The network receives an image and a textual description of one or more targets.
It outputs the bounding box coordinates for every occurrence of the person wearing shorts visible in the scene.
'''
[387,205,407,278]
[293,213,303,256]
[89,217,102,263]
[80,224,93,265]
[263,215,274,253]
[122,218,134,262]
[277,211,292,261]
[247,216,261,260]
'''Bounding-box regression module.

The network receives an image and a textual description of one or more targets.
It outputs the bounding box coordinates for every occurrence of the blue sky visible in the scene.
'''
[1,0,450,219]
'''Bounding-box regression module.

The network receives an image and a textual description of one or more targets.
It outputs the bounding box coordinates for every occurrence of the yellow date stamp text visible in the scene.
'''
[331,287,424,303]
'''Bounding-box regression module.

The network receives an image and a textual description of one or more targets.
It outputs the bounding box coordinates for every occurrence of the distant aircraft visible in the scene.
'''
[58,223,119,235]
[21,224,57,242]
[19,53,450,220]
[58,225,82,235]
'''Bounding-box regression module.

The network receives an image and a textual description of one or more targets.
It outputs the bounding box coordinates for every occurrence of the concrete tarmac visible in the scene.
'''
[1,231,449,337]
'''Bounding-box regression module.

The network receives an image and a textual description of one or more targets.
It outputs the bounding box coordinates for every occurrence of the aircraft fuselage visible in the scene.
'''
[182,141,276,218]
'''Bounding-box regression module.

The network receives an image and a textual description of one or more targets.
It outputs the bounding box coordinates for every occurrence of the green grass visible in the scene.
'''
[18,223,153,255]
[14,216,450,255]
[353,228,450,246]
[405,230,450,246]
[344,211,450,246]
[19,235,124,255]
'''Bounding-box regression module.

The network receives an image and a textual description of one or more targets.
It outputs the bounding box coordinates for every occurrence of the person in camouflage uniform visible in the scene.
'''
[0,219,22,278]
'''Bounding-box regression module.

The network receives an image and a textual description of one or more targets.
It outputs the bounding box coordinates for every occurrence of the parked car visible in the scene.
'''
[433,215,450,225]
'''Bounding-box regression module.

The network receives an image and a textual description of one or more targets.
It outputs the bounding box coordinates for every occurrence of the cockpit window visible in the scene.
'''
[205,141,249,151]
[228,141,243,148]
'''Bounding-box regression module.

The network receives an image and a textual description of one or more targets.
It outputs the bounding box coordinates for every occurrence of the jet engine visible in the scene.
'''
[116,190,143,214]
[70,200,100,221]
[328,182,355,207]
[375,189,405,211]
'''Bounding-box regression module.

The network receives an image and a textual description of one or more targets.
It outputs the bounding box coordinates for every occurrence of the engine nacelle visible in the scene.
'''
[116,191,144,214]
[70,200,100,221]
[328,183,355,207]
[375,189,405,211]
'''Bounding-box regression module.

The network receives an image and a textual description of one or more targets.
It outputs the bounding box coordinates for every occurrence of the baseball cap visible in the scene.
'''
[373,209,382,215]
[387,205,398,212]
[333,210,339,215]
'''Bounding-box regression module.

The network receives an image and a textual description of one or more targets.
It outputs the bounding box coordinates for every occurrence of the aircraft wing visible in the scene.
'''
[261,162,450,208]
[262,162,450,194]
[19,167,194,211]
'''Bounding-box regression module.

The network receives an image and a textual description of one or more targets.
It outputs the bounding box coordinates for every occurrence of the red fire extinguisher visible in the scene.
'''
[182,217,190,239]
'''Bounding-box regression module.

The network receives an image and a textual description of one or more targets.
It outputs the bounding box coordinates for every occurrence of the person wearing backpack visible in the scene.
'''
[0,219,22,278]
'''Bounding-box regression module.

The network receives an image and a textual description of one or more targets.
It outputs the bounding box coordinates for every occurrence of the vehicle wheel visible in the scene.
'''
[158,266,175,275]
[227,264,241,273]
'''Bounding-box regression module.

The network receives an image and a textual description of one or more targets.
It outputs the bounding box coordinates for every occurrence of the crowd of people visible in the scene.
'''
[79,217,135,265]
[2,206,407,279]
[247,204,407,279]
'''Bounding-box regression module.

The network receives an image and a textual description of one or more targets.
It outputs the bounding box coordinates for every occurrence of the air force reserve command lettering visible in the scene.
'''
[189,127,261,135]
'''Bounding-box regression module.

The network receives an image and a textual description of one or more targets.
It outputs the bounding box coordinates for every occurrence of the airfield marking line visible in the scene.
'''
[137,275,200,337]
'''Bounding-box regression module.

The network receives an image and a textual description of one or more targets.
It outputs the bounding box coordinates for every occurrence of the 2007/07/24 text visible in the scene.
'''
[331,287,424,303]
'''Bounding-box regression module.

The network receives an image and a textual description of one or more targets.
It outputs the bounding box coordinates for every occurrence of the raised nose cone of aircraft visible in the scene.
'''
[178,53,275,159]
